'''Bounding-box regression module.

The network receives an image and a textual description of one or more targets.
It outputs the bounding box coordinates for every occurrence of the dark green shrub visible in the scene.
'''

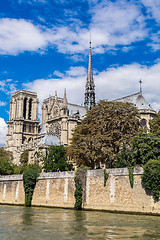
[74,174,82,210]
[129,167,134,188]
[104,169,109,187]
[142,159,160,201]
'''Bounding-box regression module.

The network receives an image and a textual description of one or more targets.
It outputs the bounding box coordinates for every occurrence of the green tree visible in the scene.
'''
[0,157,15,175]
[149,111,160,136]
[115,133,160,167]
[142,159,160,201]
[41,145,72,172]
[0,148,14,175]
[0,147,13,161]
[68,100,140,169]
[20,150,29,167]
[131,133,160,165]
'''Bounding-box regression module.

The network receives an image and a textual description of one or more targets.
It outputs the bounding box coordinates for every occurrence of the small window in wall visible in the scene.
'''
[29,125,32,133]
[28,137,33,143]
[23,124,26,132]
[22,136,27,144]
[140,118,147,131]
[23,98,27,119]
[28,99,32,120]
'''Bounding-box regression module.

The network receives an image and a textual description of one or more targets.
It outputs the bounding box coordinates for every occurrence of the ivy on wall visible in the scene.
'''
[74,173,82,210]
[128,167,134,188]
[104,169,109,187]
[23,164,41,207]
[74,167,90,210]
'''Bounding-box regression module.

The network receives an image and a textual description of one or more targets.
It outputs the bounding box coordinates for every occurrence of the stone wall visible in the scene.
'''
[0,168,160,215]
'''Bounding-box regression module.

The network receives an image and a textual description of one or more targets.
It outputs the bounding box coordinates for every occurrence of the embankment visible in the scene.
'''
[0,167,159,215]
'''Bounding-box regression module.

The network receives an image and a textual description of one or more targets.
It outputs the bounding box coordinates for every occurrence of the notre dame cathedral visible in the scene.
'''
[5,41,156,164]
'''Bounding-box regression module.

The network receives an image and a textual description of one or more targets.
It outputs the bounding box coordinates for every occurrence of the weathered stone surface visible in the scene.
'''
[0,168,159,215]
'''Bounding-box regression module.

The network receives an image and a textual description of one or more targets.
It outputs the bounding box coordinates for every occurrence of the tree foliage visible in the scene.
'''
[0,147,13,161]
[115,133,160,167]
[142,159,160,201]
[20,150,29,167]
[68,100,140,169]
[0,148,14,175]
[149,111,160,136]
[23,164,41,206]
[41,145,72,172]
[0,157,15,175]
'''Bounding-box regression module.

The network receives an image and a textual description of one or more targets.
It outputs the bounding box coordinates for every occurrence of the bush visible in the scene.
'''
[142,159,160,201]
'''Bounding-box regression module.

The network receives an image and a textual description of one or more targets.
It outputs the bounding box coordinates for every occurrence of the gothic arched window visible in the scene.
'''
[23,98,27,119]
[140,118,147,131]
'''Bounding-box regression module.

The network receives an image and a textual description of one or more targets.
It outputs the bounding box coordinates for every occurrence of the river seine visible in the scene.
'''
[0,205,160,239]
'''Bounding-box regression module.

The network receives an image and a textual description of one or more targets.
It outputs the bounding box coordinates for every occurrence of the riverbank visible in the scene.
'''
[0,167,159,215]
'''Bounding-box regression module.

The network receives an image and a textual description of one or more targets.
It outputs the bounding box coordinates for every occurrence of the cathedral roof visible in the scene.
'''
[67,103,86,119]
[38,134,59,146]
[39,123,46,135]
[115,92,153,110]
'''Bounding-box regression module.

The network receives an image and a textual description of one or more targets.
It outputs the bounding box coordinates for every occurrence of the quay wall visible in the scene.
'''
[0,167,159,215]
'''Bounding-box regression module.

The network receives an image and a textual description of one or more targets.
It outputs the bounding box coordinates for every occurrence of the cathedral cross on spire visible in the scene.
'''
[84,36,95,110]
[139,79,142,93]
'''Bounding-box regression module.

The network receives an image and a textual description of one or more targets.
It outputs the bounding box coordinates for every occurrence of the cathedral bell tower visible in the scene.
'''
[84,38,95,110]
[5,90,39,164]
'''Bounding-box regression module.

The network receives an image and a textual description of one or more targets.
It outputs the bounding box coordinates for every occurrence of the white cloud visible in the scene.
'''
[0,118,7,147]
[0,101,7,106]
[18,0,47,4]
[0,0,148,56]
[148,31,160,51]
[141,0,160,23]
[66,66,86,77]
[0,18,49,55]
[89,0,146,47]
[24,62,160,116]
[50,0,147,54]
[0,79,17,95]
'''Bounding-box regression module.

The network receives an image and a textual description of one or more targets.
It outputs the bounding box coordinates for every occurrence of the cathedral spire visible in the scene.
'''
[63,88,67,109]
[139,79,142,94]
[84,36,95,110]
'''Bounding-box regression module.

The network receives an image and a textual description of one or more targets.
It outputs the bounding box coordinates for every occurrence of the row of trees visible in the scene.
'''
[1,100,160,174]
[0,145,72,175]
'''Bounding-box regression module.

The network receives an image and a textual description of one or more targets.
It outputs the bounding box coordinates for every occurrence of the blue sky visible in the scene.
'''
[1,0,160,145]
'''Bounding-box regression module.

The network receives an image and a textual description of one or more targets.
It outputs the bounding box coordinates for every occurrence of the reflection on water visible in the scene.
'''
[0,205,159,239]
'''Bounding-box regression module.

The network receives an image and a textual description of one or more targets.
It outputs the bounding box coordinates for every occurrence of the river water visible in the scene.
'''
[0,205,160,240]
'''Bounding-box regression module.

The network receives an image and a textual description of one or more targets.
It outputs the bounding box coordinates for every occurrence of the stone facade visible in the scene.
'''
[0,168,160,215]
[5,90,39,164]
[5,89,86,164]
[115,91,156,131]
